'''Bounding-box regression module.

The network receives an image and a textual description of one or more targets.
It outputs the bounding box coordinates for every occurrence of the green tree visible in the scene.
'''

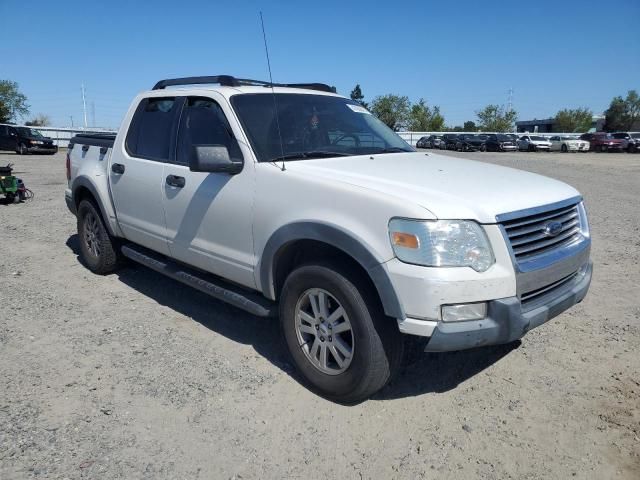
[370,94,410,131]
[349,84,368,109]
[553,108,592,132]
[26,113,51,127]
[428,106,445,131]
[0,80,29,123]
[449,125,465,132]
[476,104,517,132]
[463,120,477,131]
[407,98,432,131]
[604,90,640,131]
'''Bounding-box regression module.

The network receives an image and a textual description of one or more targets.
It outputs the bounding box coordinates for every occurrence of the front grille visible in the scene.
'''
[501,203,582,262]
[521,270,579,310]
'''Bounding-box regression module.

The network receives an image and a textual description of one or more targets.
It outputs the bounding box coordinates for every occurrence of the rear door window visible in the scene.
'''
[126,97,180,162]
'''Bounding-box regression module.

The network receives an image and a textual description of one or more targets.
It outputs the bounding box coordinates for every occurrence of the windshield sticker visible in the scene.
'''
[346,104,371,114]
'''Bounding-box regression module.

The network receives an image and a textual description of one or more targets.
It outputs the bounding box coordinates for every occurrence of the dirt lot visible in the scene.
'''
[0,149,638,479]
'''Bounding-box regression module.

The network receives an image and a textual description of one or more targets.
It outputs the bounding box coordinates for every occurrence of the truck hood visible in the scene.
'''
[285,152,580,223]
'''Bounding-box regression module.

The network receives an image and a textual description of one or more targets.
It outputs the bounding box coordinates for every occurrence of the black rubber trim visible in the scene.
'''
[122,244,276,317]
[152,75,336,93]
[71,177,116,236]
[69,133,116,149]
[424,262,592,352]
[260,222,404,319]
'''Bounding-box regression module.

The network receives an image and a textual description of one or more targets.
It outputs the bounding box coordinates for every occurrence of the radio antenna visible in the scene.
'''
[260,11,286,171]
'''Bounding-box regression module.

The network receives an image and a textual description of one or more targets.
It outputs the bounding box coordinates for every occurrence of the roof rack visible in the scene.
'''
[152,75,336,93]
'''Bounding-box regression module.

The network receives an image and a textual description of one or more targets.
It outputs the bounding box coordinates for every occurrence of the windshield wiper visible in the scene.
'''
[269,151,351,162]
[375,147,413,154]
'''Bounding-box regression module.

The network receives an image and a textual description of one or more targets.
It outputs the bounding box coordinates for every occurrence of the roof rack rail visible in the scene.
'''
[152,75,336,93]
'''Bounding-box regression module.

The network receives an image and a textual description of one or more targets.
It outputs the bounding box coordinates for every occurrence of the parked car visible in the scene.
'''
[579,132,626,152]
[442,134,459,150]
[518,135,552,152]
[65,74,592,402]
[484,134,517,152]
[549,135,590,153]
[0,124,58,154]
[455,134,487,152]
[611,132,640,153]
[428,134,445,149]
[415,136,430,148]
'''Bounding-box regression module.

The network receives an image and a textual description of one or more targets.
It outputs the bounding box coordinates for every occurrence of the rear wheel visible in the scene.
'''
[280,263,403,403]
[561,144,568,153]
[77,199,123,274]
[480,143,486,152]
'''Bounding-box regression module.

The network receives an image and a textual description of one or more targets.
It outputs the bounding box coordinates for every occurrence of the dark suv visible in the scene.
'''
[442,134,459,150]
[484,134,517,152]
[612,132,640,153]
[0,124,58,154]
[455,134,487,152]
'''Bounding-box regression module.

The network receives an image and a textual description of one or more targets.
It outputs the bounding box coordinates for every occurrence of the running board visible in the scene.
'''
[121,244,276,317]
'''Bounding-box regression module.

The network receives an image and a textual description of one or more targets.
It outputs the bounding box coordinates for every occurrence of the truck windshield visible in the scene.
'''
[231,93,413,162]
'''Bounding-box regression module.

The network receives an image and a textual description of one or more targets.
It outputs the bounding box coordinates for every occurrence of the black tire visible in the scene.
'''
[77,199,123,274]
[280,263,403,403]
[561,144,568,153]
[17,143,27,155]
[480,143,486,152]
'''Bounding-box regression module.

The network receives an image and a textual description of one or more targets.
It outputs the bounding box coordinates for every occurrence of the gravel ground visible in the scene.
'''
[0,149,638,479]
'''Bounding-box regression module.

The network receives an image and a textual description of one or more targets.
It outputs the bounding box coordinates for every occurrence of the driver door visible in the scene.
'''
[161,95,257,288]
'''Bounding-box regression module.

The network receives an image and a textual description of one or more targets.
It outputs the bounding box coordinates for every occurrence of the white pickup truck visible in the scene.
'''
[65,75,592,402]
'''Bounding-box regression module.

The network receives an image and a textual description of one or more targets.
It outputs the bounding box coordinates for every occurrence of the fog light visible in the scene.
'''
[441,302,487,322]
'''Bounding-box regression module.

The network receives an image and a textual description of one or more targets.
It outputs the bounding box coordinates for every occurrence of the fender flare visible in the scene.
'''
[71,176,117,237]
[260,222,405,320]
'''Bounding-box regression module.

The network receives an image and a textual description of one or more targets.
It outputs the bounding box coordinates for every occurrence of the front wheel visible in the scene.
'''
[561,144,568,153]
[17,143,28,155]
[280,263,403,403]
[77,199,123,274]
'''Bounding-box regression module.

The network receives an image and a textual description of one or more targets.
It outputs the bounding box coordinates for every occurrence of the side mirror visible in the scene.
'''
[189,145,243,174]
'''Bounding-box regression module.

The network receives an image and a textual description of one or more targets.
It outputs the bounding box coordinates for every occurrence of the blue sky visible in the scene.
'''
[1,0,638,129]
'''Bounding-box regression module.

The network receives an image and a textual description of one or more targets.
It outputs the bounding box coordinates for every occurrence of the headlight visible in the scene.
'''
[30,140,43,145]
[389,219,495,272]
[577,202,590,238]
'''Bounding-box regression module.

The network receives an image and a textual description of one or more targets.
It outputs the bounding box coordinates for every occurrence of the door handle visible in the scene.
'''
[166,174,185,188]
[111,163,125,174]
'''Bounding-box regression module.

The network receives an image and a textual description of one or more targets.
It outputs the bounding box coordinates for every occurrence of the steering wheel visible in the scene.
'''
[331,133,361,147]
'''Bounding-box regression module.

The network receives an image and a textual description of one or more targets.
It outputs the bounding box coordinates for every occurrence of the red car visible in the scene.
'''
[579,132,627,152]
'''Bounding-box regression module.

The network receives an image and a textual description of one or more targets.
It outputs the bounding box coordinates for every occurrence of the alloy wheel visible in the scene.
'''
[294,288,354,375]
[83,212,101,258]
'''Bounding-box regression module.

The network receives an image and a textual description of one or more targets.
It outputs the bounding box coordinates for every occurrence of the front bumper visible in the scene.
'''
[27,145,58,153]
[423,261,592,351]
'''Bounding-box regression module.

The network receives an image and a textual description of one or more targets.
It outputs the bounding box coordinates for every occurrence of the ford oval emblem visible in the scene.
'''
[543,221,563,237]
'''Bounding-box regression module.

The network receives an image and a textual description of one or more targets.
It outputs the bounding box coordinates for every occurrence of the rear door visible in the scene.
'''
[0,125,15,150]
[109,96,183,255]
[161,95,256,288]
